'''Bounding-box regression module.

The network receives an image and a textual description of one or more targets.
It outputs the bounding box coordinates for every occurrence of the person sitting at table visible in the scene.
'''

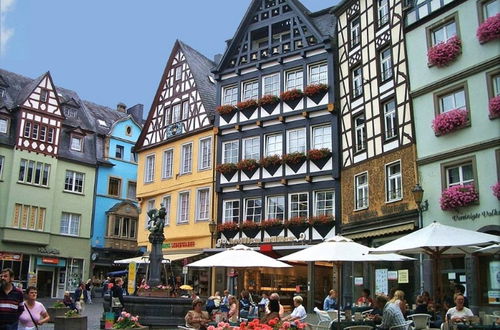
[259,292,270,306]
[389,290,407,315]
[415,295,428,314]
[220,289,230,312]
[366,305,383,325]
[261,298,281,323]
[323,289,338,311]
[63,291,76,310]
[356,288,374,307]
[239,290,252,319]
[282,296,307,322]
[267,293,285,319]
[444,294,473,327]
[228,295,239,323]
[185,298,210,330]
[375,295,406,330]
[453,284,469,308]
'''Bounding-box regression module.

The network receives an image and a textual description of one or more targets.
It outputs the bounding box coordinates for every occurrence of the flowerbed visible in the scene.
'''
[489,96,500,118]
[217,105,237,115]
[440,184,479,210]
[492,182,500,200]
[427,36,462,67]
[477,13,500,44]
[432,109,468,135]
[208,318,306,330]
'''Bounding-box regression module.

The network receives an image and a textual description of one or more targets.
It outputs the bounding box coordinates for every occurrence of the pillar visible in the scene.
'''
[307,261,315,312]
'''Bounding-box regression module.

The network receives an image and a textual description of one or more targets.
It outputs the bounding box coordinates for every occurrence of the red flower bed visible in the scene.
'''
[259,155,282,168]
[308,215,334,225]
[427,36,462,67]
[440,184,479,210]
[261,219,283,228]
[237,159,259,172]
[304,84,328,97]
[259,95,280,106]
[477,13,500,44]
[282,152,306,165]
[216,163,237,175]
[308,148,332,160]
[280,89,304,101]
[489,96,500,118]
[237,99,258,110]
[432,109,468,135]
[216,105,236,115]
[217,222,239,232]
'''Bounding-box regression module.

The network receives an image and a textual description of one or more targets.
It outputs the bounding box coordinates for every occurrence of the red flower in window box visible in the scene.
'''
[259,155,282,168]
[280,89,304,101]
[240,220,260,229]
[236,99,258,110]
[216,163,238,181]
[308,215,334,225]
[476,13,500,44]
[284,216,308,227]
[492,182,500,200]
[217,222,239,232]
[258,94,280,106]
[282,152,306,165]
[216,105,236,115]
[489,95,500,119]
[308,148,332,161]
[237,159,259,177]
[440,184,479,211]
[432,109,468,135]
[304,84,329,97]
[261,218,283,228]
[427,36,462,67]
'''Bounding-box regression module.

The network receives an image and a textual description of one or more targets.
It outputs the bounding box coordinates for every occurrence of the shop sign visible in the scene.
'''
[162,241,195,249]
[216,233,306,248]
[128,262,137,294]
[452,208,499,222]
[28,272,37,287]
[38,247,60,255]
[354,277,363,286]
[0,252,22,261]
[42,257,59,264]
[398,269,409,284]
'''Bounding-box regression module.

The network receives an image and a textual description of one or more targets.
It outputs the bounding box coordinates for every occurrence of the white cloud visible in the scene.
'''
[0,0,15,56]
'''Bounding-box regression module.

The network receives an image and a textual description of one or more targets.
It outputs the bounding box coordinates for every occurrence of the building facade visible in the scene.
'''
[212,0,337,310]
[135,40,217,296]
[405,0,500,311]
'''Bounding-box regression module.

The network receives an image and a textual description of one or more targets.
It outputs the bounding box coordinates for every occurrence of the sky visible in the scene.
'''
[0,0,337,117]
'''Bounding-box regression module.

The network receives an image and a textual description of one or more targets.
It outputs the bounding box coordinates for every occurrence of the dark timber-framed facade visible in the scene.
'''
[213,0,337,311]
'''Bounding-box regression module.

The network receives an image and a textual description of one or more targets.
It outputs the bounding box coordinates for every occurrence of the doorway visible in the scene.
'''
[37,270,54,298]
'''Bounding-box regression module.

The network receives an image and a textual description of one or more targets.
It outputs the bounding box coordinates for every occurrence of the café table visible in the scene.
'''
[330,319,376,329]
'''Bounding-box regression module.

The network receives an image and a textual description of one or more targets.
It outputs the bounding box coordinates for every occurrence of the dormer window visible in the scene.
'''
[70,135,83,152]
[40,89,48,103]
[0,118,8,134]
[98,119,108,127]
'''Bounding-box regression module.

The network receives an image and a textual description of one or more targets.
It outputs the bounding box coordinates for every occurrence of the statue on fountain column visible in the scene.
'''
[147,204,166,233]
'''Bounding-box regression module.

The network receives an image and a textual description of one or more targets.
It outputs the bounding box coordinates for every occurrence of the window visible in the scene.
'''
[126,126,132,136]
[60,212,80,236]
[289,192,308,218]
[265,134,282,156]
[262,73,280,96]
[285,69,303,91]
[40,89,48,103]
[162,149,173,179]
[352,67,363,98]
[243,137,260,160]
[70,135,83,152]
[108,177,121,197]
[380,48,393,82]
[47,128,54,144]
[127,181,136,200]
[32,124,39,140]
[244,198,262,222]
[446,162,474,187]
[175,66,182,80]
[64,170,84,193]
[131,152,138,163]
[39,126,46,141]
[181,143,193,174]
[222,140,239,164]
[147,199,155,211]
[266,196,285,220]
[162,195,171,225]
[178,192,190,224]
[196,188,210,221]
[437,88,466,113]
[355,172,369,209]
[199,137,212,170]
[287,129,306,153]
[354,115,366,152]
[242,80,259,100]
[0,118,8,134]
[223,200,240,223]
[386,161,402,202]
[377,0,389,27]
[222,85,238,105]
[430,20,456,46]
[312,125,332,149]
[144,154,155,183]
[350,17,361,48]
[314,190,334,216]
[110,217,137,239]
[182,101,190,120]
[491,73,500,97]
[0,155,4,179]
[308,62,328,85]
[11,204,45,231]
[115,145,124,159]
[172,104,181,123]
[481,0,499,20]
[24,122,31,138]
[383,99,397,140]
[18,159,50,187]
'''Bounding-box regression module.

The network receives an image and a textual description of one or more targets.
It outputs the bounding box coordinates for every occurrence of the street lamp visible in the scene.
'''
[208,220,217,248]
[412,183,429,294]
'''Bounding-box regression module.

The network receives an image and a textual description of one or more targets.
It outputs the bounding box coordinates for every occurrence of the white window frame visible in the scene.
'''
[386,161,402,202]
[355,172,369,210]
[180,143,193,175]
[308,62,328,85]
[162,149,173,179]
[24,122,31,138]
[265,133,283,156]
[0,118,8,134]
[285,68,303,91]
[286,128,306,153]
[242,80,259,101]
[431,21,457,45]
[438,88,466,113]
[314,190,335,216]
[172,104,181,123]
[182,101,189,120]
[380,48,393,82]
[70,135,83,152]
[145,199,155,229]
[222,140,239,164]
[196,188,210,222]
[47,128,54,144]
[144,154,155,183]
[266,195,285,220]
[60,212,80,236]
[482,0,499,19]
[222,85,238,106]
[262,73,280,96]
[350,17,361,47]
[0,155,4,179]
[175,66,182,80]
[222,199,240,223]
[243,136,260,160]
[383,99,397,140]
[161,195,171,225]
[64,170,84,193]
[352,67,363,98]
[378,0,390,27]
[18,159,51,187]
[177,191,190,224]
[446,162,474,187]
[354,115,366,152]
[126,181,136,200]
[198,137,212,171]
[244,198,262,223]
[289,192,309,218]
[312,125,332,150]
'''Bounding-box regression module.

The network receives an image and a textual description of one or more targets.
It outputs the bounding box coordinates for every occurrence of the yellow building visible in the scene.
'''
[134,40,217,296]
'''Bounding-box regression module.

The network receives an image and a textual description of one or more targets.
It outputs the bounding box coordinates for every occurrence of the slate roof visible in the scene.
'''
[84,100,128,136]
[292,1,336,37]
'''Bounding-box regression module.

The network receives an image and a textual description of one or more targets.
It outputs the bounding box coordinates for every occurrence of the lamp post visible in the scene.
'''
[412,183,429,293]
[208,220,217,248]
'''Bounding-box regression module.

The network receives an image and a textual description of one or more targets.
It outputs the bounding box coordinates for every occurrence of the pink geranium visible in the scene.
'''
[489,96,500,118]
[492,182,500,200]
[432,109,468,135]
[440,184,479,210]
[427,36,462,67]
[477,13,500,44]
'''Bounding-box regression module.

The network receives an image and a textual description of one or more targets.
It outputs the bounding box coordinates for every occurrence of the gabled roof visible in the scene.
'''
[84,100,128,135]
[15,72,47,107]
[106,200,140,215]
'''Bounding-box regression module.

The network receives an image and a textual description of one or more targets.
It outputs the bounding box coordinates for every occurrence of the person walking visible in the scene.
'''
[18,286,50,330]
[85,279,92,304]
[110,277,125,321]
[73,282,88,314]
[0,268,24,330]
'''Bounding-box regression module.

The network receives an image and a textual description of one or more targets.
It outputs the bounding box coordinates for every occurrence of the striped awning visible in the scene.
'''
[344,223,415,240]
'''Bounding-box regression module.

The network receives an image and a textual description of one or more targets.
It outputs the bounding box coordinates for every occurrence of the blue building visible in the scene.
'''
[86,102,143,278]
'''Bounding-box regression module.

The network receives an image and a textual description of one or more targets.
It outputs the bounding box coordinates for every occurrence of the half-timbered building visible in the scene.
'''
[212,0,337,310]
[135,40,217,296]
[334,0,419,300]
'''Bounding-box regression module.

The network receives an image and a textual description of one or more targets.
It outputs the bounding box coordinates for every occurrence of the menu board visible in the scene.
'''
[375,269,388,295]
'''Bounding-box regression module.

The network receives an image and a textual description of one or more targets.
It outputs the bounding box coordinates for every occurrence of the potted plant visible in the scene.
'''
[217,222,239,239]
[440,184,479,211]
[237,159,260,178]
[304,83,329,104]
[308,148,332,169]
[261,218,283,236]
[259,94,280,114]
[476,13,500,44]
[492,182,500,200]
[54,309,87,330]
[137,284,171,297]
[47,301,70,323]
[308,215,335,237]
[241,220,261,238]
[489,96,500,119]
[282,152,306,173]
[216,163,238,181]
[259,155,282,176]
[217,104,237,123]
[284,216,309,237]
[427,35,462,67]
[237,99,259,119]
[280,89,304,110]
[432,109,468,136]
[113,311,147,329]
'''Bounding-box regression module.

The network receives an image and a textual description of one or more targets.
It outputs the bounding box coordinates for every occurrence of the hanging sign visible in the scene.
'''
[128,262,137,294]
[398,270,409,284]
[375,269,388,295]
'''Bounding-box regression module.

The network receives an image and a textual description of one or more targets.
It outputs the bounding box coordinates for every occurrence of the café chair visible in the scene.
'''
[408,313,432,329]
[308,307,335,330]
[344,326,374,330]
[389,320,413,330]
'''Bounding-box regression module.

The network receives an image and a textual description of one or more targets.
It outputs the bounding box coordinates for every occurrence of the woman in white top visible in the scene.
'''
[282,296,307,322]
[446,294,473,323]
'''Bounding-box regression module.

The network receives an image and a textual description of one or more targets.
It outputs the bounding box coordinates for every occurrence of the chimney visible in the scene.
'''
[117,102,127,112]
[214,54,223,64]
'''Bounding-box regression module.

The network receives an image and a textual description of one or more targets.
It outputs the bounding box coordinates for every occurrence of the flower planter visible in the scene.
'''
[217,105,237,123]
[221,111,236,123]
[221,229,239,239]
[261,102,278,114]
[237,159,259,178]
[305,84,328,104]
[281,89,304,110]
[240,106,257,119]
[311,155,331,169]
[47,307,70,323]
[137,289,170,297]
[489,96,500,119]
[283,97,302,110]
[237,100,258,119]
[312,223,334,237]
[286,159,306,173]
[477,13,500,44]
[427,36,462,67]
[287,224,309,238]
[283,152,306,173]
[432,109,468,136]
[259,95,280,115]
[308,91,327,104]
[263,164,281,176]
[54,315,87,330]
[222,169,237,181]
[217,163,238,181]
[440,185,479,211]
[264,226,283,237]
[242,227,261,238]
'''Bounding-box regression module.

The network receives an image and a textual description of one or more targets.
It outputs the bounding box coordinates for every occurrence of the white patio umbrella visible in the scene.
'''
[474,243,500,254]
[186,244,291,268]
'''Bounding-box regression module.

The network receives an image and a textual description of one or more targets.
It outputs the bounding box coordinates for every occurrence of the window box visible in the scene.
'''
[217,222,239,239]
[259,95,280,114]
[432,109,468,136]
[217,105,237,122]
[259,155,282,175]
[237,159,259,178]
[427,36,462,67]
[283,152,306,173]
[216,163,238,181]
[261,218,283,236]
[440,184,479,211]
[492,182,500,200]
[489,96,500,119]
[280,89,303,110]
[241,220,261,238]
[476,14,500,44]
[284,216,309,237]
[308,215,334,237]
[308,148,332,170]
[304,84,329,104]
[237,99,259,119]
